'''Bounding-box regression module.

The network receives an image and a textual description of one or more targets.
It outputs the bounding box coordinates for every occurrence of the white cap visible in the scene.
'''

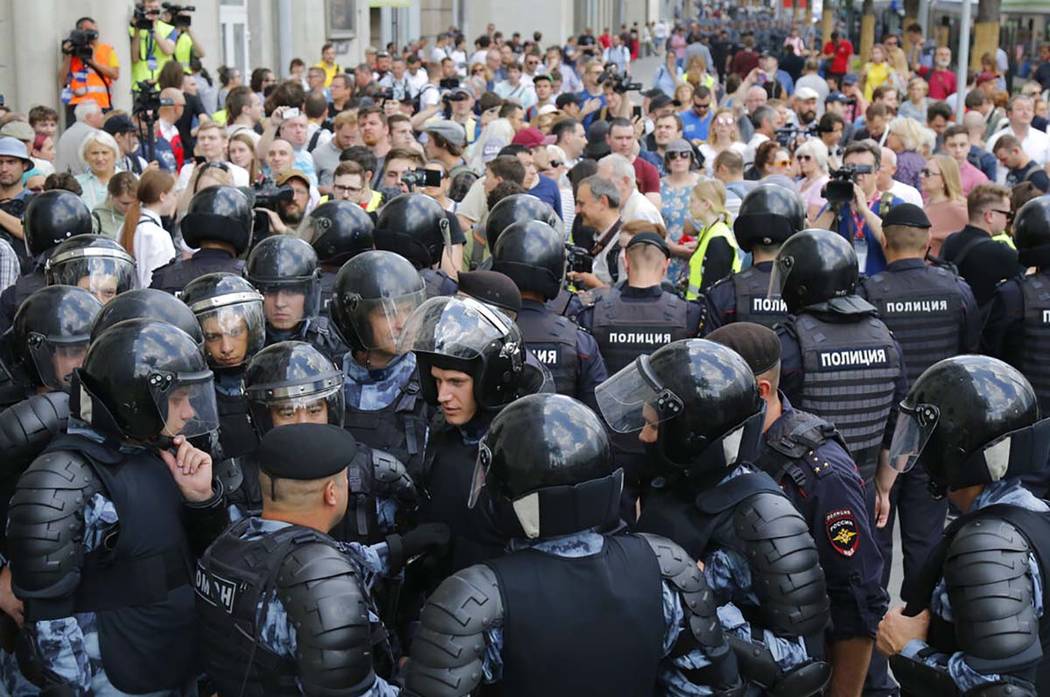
[795,87,820,101]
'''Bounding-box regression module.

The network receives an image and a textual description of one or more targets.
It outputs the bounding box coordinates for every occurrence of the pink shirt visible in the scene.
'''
[958,159,988,196]
[924,199,969,258]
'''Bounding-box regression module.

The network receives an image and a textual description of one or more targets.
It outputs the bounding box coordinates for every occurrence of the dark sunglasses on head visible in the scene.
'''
[667,151,691,160]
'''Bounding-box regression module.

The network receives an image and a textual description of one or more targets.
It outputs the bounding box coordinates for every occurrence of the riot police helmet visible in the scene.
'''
[90,288,204,345]
[23,189,93,257]
[596,338,764,489]
[469,393,622,539]
[889,355,1050,496]
[44,234,136,304]
[770,228,858,313]
[484,193,560,253]
[374,193,450,269]
[491,220,566,301]
[180,272,266,370]
[330,250,426,356]
[13,285,102,390]
[73,318,219,445]
[733,183,807,253]
[300,199,376,267]
[244,235,322,330]
[1013,194,1050,269]
[244,340,345,437]
[180,185,254,255]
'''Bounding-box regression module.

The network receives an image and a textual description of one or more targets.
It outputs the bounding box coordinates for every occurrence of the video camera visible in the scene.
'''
[401,168,442,190]
[566,245,593,275]
[162,2,195,27]
[597,68,642,94]
[774,124,817,149]
[253,185,295,210]
[132,5,156,30]
[822,164,874,205]
[62,29,97,62]
[132,81,174,116]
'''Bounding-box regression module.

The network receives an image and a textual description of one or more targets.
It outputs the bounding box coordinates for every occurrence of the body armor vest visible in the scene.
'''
[732,265,788,329]
[863,265,964,386]
[1021,273,1050,414]
[515,305,579,398]
[150,253,244,296]
[421,267,457,299]
[589,288,691,374]
[344,372,429,480]
[793,312,901,482]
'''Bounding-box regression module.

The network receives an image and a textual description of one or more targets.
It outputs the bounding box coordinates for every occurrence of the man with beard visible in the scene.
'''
[359,106,392,187]
[917,46,957,101]
[261,170,311,235]
[794,87,820,129]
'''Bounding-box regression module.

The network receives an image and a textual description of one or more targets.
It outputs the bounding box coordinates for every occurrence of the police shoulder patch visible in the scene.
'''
[825,508,860,557]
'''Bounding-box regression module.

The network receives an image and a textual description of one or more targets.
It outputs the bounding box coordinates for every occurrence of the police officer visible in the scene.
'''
[89,287,205,345]
[195,423,400,696]
[708,322,888,697]
[702,183,806,333]
[7,318,226,695]
[244,234,348,365]
[404,393,745,697]
[983,194,1050,415]
[773,228,907,502]
[181,273,267,466]
[492,219,608,409]
[44,234,137,305]
[455,269,522,318]
[299,199,376,316]
[0,189,93,332]
[374,193,458,298]
[596,338,832,695]
[151,185,254,295]
[402,294,550,576]
[876,355,1050,696]
[857,203,980,590]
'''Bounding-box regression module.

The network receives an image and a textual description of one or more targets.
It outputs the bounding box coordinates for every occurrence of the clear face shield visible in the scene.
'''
[191,295,266,370]
[888,401,940,473]
[397,295,512,360]
[47,251,137,305]
[27,332,89,390]
[257,277,322,330]
[246,369,345,432]
[344,288,428,356]
[767,253,795,301]
[594,355,685,434]
[148,369,220,440]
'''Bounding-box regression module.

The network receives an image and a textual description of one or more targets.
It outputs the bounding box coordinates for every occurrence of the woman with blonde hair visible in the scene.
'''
[920,154,968,257]
[698,108,746,175]
[673,83,694,109]
[684,55,716,93]
[794,139,831,221]
[120,169,177,289]
[885,117,926,190]
[75,130,121,211]
[860,44,891,101]
[683,178,741,299]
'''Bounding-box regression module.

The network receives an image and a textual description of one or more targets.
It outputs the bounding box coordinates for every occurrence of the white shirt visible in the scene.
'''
[175,161,250,192]
[987,125,1050,182]
[621,190,665,226]
[133,208,176,289]
[888,180,923,207]
[407,69,428,96]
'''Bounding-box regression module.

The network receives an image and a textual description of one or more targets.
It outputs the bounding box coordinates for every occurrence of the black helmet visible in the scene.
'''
[448,166,479,203]
[484,194,560,252]
[24,190,93,257]
[180,273,266,370]
[470,393,622,540]
[889,355,1050,497]
[400,295,531,411]
[596,338,764,489]
[73,319,218,445]
[181,185,254,255]
[91,288,204,345]
[44,235,136,304]
[374,193,450,269]
[734,184,807,253]
[13,286,102,390]
[244,235,322,327]
[1013,194,1050,269]
[771,228,858,313]
[492,220,565,301]
[300,200,376,267]
[244,341,344,437]
[330,250,426,355]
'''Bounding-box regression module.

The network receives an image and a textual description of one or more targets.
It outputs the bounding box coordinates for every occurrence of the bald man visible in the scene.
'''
[157,86,188,170]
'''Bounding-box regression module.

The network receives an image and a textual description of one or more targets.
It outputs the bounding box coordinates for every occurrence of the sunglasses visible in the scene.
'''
[990,208,1012,218]
[715,118,734,126]
[667,151,691,160]
[773,160,791,168]
[693,102,711,110]
[796,154,812,161]
[549,160,564,167]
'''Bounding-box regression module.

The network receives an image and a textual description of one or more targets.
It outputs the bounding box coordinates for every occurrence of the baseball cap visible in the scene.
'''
[0,137,32,167]
[511,127,556,149]
[795,86,819,101]
[425,120,467,147]
[626,231,670,257]
[706,322,782,375]
[103,114,137,135]
[275,169,310,188]
[0,121,34,143]
[448,86,475,100]
[825,91,849,104]
[882,203,932,229]
[841,74,859,85]
[532,73,553,84]
[479,92,503,112]
[665,138,693,154]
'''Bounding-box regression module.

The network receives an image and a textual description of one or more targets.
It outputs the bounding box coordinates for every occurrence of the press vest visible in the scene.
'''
[793,312,901,482]
[863,265,965,386]
[686,219,740,300]
[1021,273,1050,414]
[66,46,114,109]
[515,305,579,397]
[731,264,788,328]
[129,21,175,86]
[589,287,691,374]
[483,535,665,697]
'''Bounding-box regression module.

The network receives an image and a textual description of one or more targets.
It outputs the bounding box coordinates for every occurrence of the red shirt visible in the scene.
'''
[633,157,660,194]
[823,39,854,74]
[925,68,957,100]
[730,49,760,79]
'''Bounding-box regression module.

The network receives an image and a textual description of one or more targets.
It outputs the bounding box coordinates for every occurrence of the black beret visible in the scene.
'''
[706,322,782,375]
[881,203,931,229]
[626,231,670,257]
[257,423,358,481]
[457,270,522,315]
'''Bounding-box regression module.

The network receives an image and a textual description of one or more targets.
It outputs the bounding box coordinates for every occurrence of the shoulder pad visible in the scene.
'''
[765,409,839,462]
[637,533,703,592]
[0,391,70,477]
[371,448,417,504]
[945,517,1041,670]
[420,563,503,636]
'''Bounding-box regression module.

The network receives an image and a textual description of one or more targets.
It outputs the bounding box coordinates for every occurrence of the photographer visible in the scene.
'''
[163,3,204,67]
[256,169,311,235]
[60,17,120,128]
[128,0,176,90]
[813,140,903,276]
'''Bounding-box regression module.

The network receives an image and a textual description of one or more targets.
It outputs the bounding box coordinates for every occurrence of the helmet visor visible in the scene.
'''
[149,370,220,439]
[888,402,940,473]
[344,289,428,353]
[29,334,89,390]
[48,255,136,303]
[245,366,344,431]
[467,441,492,509]
[257,279,321,328]
[595,356,685,434]
[398,296,512,359]
[195,301,266,369]
[767,254,795,300]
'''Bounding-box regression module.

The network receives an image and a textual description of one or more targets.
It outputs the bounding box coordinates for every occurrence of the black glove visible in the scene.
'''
[386,522,450,573]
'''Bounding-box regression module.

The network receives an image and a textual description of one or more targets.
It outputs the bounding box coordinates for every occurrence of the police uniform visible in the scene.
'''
[195,424,400,696]
[702,260,790,334]
[266,315,348,369]
[983,271,1050,414]
[0,268,45,334]
[150,248,245,296]
[420,267,458,299]
[319,266,338,317]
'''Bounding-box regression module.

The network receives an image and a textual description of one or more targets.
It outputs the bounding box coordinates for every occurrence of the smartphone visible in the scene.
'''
[632,105,643,120]
[284,107,300,118]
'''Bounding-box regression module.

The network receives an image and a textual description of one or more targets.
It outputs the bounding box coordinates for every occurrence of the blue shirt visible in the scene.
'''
[577,89,606,129]
[528,175,563,220]
[818,194,903,276]
[679,108,713,142]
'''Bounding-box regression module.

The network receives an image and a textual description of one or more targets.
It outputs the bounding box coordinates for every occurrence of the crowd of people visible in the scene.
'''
[0,1,1049,695]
